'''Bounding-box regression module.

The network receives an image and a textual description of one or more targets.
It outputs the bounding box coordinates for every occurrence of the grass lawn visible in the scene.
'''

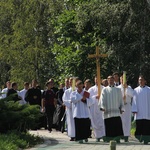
[0,131,44,150]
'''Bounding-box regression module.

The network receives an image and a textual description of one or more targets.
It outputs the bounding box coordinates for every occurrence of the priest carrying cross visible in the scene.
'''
[88,46,107,142]
[88,46,108,97]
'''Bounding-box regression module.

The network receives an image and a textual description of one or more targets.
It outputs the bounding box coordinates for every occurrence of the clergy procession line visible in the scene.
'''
[0,72,150,145]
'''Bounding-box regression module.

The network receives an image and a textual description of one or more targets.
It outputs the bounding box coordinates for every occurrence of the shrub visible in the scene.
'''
[0,131,43,150]
[0,95,42,133]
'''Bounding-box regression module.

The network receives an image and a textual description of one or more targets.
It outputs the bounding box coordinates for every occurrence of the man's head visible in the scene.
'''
[65,78,69,88]
[69,77,73,87]
[46,80,54,89]
[48,78,54,87]
[12,82,18,90]
[24,82,29,90]
[107,76,114,86]
[94,76,98,85]
[59,83,65,89]
[84,79,92,90]
[138,75,146,87]
[6,81,11,89]
[112,72,120,83]
[76,80,83,91]
[102,79,108,87]
[32,79,38,88]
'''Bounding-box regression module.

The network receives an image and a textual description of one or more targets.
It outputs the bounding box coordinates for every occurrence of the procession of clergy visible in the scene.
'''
[1,72,150,144]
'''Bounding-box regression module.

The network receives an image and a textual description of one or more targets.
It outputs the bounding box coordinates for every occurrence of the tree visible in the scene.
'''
[0,0,59,88]
[0,0,150,88]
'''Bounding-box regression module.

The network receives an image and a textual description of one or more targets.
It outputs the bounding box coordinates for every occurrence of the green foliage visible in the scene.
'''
[0,0,58,88]
[131,121,136,136]
[0,0,150,87]
[0,96,42,133]
[0,131,43,150]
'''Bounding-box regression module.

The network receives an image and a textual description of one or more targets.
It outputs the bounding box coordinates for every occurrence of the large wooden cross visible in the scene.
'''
[88,46,108,97]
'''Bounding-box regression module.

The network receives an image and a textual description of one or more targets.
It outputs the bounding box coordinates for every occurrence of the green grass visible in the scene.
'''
[0,131,44,150]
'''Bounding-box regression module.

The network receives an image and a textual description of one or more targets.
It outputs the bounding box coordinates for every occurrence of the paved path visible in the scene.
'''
[27,129,150,150]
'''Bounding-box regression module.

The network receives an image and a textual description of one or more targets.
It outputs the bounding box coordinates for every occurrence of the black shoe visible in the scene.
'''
[96,138,100,142]
[70,137,75,141]
[114,137,120,143]
[48,128,52,133]
[144,141,148,145]
[103,137,110,142]
[144,140,148,145]
[124,136,129,142]
[116,140,120,143]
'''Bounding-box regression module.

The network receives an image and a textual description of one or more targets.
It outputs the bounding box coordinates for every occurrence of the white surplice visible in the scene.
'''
[18,89,28,105]
[62,87,75,138]
[70,89,92,119]
[118,85,133,136]
[132,86,150,120]
[88,85,105,138]
[1,88,8,98]
[100,86,124,119]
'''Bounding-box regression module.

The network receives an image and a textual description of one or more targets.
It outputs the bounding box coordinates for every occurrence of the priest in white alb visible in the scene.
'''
[99,75,124,143]
[118,75,133,142]
[88,76,105,142]
[62,77,75,141]
[132,75,150,144]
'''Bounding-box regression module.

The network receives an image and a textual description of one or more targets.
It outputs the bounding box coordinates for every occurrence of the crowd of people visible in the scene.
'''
[0,72,150,145]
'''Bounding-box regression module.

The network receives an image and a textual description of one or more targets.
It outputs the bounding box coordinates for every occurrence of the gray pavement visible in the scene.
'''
[27,129,150,150]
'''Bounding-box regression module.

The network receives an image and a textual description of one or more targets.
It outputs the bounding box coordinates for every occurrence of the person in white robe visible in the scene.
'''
[1,81,11,99]
[63,78,70,91]
[99,75,124,143]
[18,82,29,105]
[84,79,92,91]
[70,80,93,143]
[62,77,75,141]
[113,72,120,86]
[101,79,108,87]
[84,79,92,138]
[132,75,150,144]
[88,77,105,142]
[118,76,133,142]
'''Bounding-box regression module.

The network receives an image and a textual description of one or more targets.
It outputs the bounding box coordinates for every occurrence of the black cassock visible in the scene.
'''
[25,87,42,129]
[7,88,21,102]
[25,87,41,106]
[53,89,65,131]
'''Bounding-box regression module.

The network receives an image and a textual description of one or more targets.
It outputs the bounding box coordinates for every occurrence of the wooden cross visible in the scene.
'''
[88,46,108,97]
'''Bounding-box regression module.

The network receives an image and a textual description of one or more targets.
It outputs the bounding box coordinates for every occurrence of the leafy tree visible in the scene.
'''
[74,0,150,87]
[0,0,59,88]
[0,0,150,88]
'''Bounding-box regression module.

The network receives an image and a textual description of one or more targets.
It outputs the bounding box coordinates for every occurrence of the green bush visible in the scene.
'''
[0,131,43,150]
[0,95,42,133]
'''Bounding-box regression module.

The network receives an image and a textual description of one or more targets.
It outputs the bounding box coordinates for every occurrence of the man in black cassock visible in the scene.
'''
[7,82,22,102]
[25,79,41,106]
[48,78,59,129]
[55,83,66,131]
[25,79,42,129]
